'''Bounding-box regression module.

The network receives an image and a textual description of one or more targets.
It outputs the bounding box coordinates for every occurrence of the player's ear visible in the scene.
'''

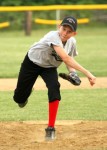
[73,32,77,36]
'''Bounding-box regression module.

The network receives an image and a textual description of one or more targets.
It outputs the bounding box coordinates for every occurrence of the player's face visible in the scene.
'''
[59,25,76,42]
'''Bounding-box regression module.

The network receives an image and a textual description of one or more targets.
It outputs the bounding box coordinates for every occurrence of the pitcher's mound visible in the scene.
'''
[0,121,107,150]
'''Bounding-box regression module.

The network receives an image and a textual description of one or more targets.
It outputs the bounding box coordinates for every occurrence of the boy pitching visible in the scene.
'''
[13,16,96,140]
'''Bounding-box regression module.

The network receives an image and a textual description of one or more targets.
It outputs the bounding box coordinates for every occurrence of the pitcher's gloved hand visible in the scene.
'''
[59,72,81,86]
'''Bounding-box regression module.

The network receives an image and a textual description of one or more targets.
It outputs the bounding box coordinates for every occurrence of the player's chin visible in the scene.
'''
[60,36,67,42]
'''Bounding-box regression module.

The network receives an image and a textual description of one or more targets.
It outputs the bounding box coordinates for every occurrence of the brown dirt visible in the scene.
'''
[0,77,107,91]
[0,77,107,150]
[0,121,107,150]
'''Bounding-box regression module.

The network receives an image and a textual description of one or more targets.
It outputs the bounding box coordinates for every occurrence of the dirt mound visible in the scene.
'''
[0,121,107,150]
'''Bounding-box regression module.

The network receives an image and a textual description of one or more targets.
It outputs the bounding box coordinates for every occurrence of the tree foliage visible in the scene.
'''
[0,0,106,6]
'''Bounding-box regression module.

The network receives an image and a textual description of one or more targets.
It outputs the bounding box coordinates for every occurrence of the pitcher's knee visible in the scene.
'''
[13,90,27,104]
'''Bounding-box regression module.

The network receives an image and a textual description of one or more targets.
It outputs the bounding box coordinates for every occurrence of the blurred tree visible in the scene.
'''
[0,0,21,6]
[0,0,106,5]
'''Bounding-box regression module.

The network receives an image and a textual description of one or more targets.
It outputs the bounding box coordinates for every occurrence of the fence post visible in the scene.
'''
[25,11,32,36]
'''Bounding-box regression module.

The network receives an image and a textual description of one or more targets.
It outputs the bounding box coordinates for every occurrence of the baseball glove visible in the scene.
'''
[59,72,81,86]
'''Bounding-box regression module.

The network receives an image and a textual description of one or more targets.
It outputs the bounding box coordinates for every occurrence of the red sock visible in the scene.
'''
[48,100,59,128]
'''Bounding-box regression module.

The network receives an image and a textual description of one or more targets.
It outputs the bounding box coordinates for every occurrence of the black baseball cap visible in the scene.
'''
[60,16,77,31]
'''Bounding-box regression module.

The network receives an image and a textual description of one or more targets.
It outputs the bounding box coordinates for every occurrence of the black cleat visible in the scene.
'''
[45,127,56,140]
[18,100,28,108]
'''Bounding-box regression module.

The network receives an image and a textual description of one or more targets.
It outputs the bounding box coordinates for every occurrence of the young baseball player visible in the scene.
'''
[13,16,96,140]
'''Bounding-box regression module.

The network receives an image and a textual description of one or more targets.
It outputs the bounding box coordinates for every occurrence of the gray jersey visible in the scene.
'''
[28,31,78,68]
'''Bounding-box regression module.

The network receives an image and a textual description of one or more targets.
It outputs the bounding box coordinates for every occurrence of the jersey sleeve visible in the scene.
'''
[45,31,61,47]
[69,38,78,57]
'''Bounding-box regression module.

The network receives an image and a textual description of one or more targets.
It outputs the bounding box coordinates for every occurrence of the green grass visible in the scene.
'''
[0,88,107,121]
[0,26,107,78]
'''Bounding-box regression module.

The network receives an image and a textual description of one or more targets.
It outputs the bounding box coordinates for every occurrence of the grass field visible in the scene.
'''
[0,88,107,121]
[0,26,107,78]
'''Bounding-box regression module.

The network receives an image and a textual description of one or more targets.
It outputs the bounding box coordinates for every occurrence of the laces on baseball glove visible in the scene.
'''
[59,72,81,86]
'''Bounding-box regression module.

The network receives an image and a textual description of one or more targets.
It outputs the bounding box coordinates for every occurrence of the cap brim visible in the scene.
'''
[61,23,75,31]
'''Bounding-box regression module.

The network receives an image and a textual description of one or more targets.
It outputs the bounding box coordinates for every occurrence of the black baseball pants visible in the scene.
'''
[13,54,61,103]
